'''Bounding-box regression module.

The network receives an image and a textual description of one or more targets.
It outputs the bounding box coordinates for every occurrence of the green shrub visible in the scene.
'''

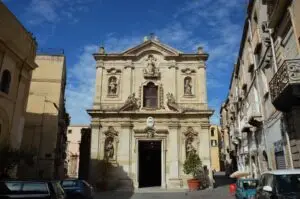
[183,152,202,178]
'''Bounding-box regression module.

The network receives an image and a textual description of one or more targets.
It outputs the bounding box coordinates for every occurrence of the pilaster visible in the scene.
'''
[167,123,182,188]
[168,62,178,99]
[124,62,134,97]
[93,60,104,108]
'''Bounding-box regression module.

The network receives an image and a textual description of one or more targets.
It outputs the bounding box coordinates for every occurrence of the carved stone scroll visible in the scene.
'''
[166,93,181,112]
[119,93,140,111]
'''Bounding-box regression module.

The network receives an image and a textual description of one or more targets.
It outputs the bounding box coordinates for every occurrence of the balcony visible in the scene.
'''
[264,0,292,29]
[240,116,251,132]
[269,59,300,112]
[247,102,263,126]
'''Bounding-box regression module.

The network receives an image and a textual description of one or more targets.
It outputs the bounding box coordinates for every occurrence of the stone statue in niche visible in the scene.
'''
[104,137,114,160]
[143,54,160,78]
[184,76,192,95]
[186,138,196,158]
[119,93,140,111]
[103,126,118,161]
[184,127,198,158]
[108,76,118,95]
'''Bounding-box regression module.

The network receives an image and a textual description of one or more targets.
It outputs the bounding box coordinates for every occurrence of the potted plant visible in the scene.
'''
[183,152,202,191]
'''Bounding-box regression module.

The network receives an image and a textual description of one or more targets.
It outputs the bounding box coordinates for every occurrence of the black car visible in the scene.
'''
[61,179,94,199]
[0,180,66,199]
[256,170,300,199]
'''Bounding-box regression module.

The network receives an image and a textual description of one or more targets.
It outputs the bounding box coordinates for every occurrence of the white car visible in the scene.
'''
[256,169,300,199]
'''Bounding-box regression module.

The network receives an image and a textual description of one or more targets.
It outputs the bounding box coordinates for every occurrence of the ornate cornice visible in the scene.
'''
[31,78,61,83]
[200,123,210,129]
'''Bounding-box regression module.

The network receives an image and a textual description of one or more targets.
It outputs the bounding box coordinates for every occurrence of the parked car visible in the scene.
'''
[0,180,66,199]
[235,178,258,199]
[256,169,300,199]
[61,179,94,199]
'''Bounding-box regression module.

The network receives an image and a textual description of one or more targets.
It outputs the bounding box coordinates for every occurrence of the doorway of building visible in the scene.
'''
[138,140,161,188]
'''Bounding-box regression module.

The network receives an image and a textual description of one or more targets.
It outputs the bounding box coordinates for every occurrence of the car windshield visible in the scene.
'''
[276,174,300,194]
[242,180,258,189]
[0,182,48,194]
[61,180,79,187]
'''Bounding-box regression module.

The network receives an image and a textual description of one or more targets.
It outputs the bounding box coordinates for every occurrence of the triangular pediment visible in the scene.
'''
[122,40,182,56]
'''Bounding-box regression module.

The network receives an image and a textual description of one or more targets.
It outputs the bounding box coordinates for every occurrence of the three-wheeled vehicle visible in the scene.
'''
[235,178,258,199]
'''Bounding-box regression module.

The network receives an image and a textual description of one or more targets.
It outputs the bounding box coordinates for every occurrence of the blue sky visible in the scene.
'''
[3,0,247,125]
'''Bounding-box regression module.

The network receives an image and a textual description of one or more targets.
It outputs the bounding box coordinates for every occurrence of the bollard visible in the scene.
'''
[229,183,236,196]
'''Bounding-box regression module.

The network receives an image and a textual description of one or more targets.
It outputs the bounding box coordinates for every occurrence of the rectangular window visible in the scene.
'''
[211,129,215,137]
[68,130,72,134]
[211,140,218,147]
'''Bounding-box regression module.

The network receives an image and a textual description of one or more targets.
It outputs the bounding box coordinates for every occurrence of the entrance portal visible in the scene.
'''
[138,141,161,187]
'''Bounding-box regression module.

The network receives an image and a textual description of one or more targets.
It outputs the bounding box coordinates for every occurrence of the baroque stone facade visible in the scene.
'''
[87,38,213,190]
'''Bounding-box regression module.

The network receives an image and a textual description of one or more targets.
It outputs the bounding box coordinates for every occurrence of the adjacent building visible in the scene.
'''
[0,2,38,149]
[210,125,221,172]
[220,0,300,178]
[87,36,214,190]
[66,125,89,178]
[19,53,69,179]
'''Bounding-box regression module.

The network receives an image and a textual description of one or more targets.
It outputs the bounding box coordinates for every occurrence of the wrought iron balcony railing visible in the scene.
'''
[269,59,300,112]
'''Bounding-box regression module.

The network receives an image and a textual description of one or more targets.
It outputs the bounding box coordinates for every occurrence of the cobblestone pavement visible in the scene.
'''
[94,172,235,199]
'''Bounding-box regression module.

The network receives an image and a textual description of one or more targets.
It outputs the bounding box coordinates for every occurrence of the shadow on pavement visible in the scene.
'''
[214,172,235,188]
[89,159,134,199]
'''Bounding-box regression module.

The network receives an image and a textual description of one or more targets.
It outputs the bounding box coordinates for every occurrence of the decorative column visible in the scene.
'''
[119,123,134,190]
[89,121,102,185]
[200,123,213,188]
[167,123,182,189]
[168,61,178,99]
[93,59,105,109]
[124,61,134,97]
[197,62,207,104]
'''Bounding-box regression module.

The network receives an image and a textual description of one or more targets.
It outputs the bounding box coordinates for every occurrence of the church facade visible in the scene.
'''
[87,37,214,190]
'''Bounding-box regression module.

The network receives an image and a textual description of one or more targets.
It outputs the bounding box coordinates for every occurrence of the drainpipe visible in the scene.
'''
[36,96,47,178]
[267,28,278,72]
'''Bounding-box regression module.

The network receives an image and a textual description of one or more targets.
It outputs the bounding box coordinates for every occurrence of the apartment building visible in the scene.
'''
[66,125,89,178]
[210,125,221,172]
[19,52,69,179]
[220,102,238,176]
[221,0,300,177]
[0,2,38,149]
